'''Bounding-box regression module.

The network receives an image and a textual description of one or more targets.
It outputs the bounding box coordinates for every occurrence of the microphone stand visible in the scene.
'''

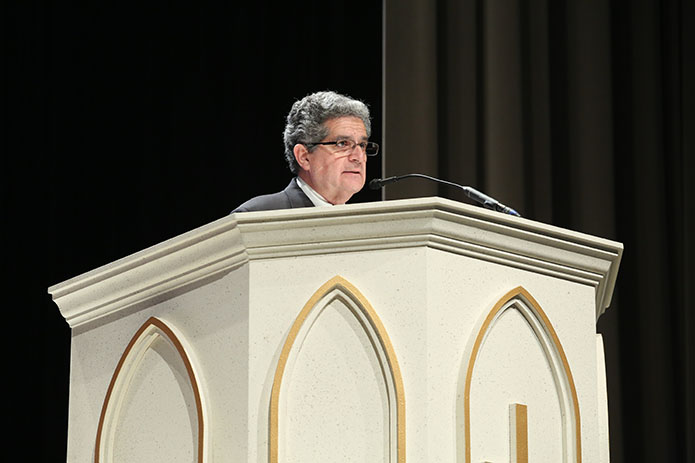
[369,173,521,217]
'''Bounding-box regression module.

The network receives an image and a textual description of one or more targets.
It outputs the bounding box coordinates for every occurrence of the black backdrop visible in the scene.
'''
[5,2,382,460]
[4,1,694,462]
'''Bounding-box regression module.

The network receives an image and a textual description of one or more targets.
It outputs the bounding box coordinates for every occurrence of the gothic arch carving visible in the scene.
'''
[458,286,582,462]
[95,317,206,463]
[269,276,405,463]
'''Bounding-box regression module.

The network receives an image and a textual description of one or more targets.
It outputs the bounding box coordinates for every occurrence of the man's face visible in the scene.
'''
[294,116,368,205]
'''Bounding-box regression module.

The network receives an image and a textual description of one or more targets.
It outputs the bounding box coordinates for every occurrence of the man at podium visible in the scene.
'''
[233,90,379,212]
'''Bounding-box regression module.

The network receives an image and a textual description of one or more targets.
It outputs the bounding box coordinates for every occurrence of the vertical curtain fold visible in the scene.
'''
[383,0,694,461]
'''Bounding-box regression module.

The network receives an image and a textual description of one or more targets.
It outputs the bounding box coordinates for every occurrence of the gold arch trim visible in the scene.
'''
[463,286,582,462]
[269,276,406,463]
[94,317,205,463]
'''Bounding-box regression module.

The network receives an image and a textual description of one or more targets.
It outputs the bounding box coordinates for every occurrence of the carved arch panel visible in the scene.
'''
[95,317,206,463]
[458,286,582,463]
[270,276,405,463]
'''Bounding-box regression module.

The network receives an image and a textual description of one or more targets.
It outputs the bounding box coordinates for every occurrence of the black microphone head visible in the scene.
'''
[368,178,384,190]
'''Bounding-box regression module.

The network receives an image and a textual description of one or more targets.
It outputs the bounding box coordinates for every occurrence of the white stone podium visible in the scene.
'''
[49,197,622,463]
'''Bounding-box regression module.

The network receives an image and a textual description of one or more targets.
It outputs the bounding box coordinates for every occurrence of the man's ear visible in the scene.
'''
[293,144,311,171]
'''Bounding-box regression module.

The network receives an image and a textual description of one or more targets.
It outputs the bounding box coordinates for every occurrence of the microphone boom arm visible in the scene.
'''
[369,173,521,217]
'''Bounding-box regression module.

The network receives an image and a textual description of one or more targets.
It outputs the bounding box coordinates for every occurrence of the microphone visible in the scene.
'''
[369,173,521,217]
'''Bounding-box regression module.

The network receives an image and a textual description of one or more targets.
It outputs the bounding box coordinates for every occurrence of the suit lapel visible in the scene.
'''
[284,178,314,208]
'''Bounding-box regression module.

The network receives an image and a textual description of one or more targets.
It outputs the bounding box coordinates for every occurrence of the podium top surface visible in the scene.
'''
[49,197,622,327]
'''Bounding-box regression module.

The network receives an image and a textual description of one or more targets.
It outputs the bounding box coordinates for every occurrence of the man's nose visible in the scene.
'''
[347,146,367,162]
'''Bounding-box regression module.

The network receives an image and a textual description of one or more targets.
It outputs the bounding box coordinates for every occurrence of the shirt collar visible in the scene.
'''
[295,177,333,207]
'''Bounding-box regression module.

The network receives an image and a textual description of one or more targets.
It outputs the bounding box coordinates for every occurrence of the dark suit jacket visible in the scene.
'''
[232,178,314,213]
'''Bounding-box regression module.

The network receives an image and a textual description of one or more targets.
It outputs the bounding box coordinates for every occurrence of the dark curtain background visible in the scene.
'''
[4,0,693,462]
[383,0,693,462]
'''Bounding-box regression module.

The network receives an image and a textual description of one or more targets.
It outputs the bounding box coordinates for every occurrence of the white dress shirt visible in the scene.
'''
[295,177,333,207]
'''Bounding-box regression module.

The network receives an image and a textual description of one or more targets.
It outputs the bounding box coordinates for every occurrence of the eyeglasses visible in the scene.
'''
[305,139,380,156]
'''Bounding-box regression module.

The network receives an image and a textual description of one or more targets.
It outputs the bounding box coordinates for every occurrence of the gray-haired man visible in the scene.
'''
[233,91,379,212]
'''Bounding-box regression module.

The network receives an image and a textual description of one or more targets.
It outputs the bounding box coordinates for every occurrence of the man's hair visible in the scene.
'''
[283,90,371,173]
